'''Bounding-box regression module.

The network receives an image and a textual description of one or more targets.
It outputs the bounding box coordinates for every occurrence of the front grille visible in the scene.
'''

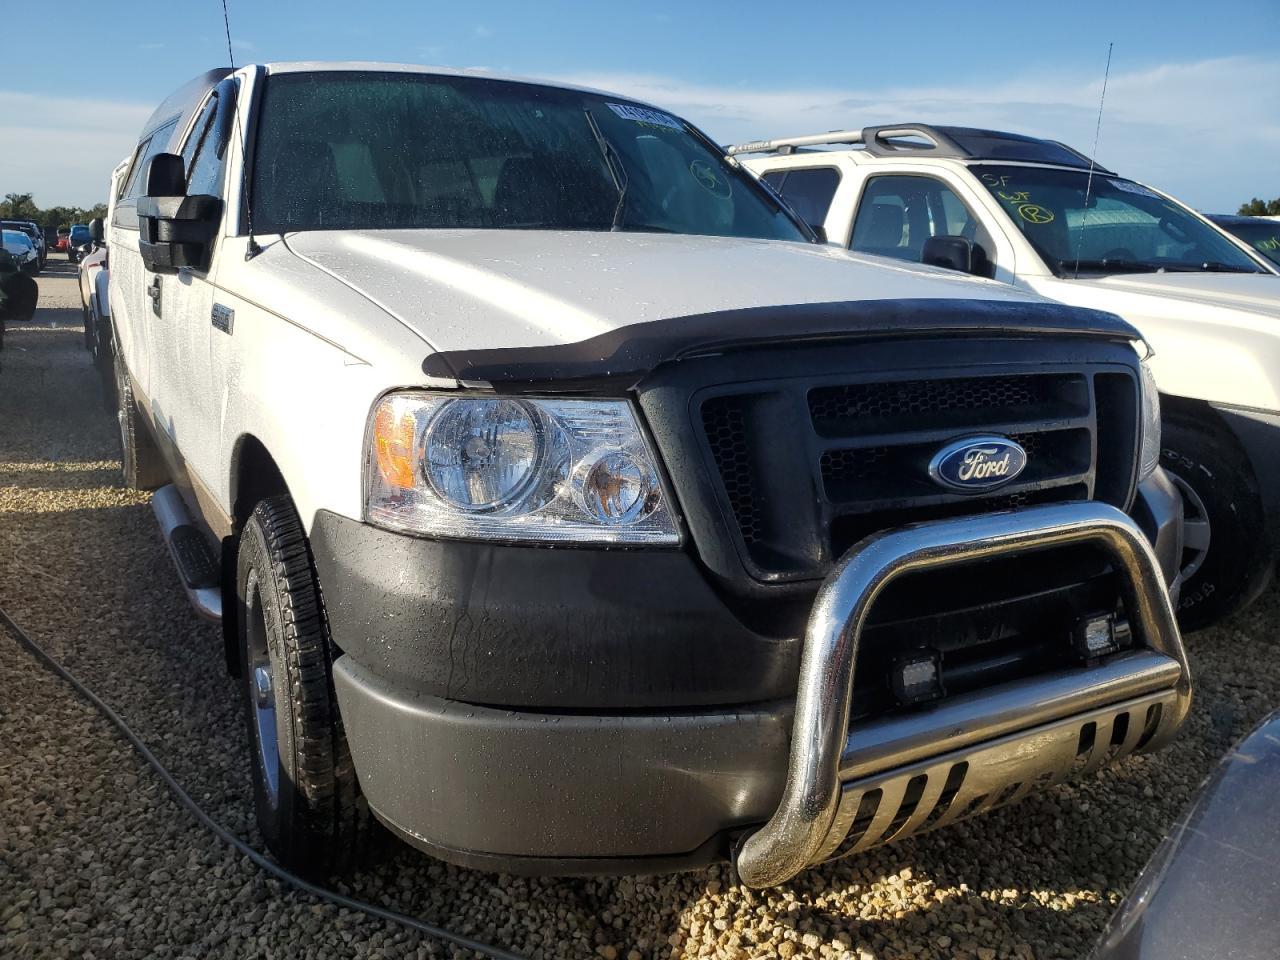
[695,364,1139,582]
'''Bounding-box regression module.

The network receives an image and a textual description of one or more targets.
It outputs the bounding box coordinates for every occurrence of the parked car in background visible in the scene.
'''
[80,159,129,403]
[2,219,46,267]
[0,247,38,349]
[106,64,1190,885]
[1092,708,1280,960]
[78,221,109,352]
[67,223,91,262]
[1,229,39,274]
[736,124,1280,630]
[55,227,70,252]
[1208,214,1280,268]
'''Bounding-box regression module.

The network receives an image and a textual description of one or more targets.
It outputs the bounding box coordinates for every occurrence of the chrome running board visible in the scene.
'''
[151,485,222,623]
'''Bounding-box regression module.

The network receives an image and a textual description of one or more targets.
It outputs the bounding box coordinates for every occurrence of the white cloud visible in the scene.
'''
[4,55,1275,213]
[553,55,1280,212]
[0,91,153,208]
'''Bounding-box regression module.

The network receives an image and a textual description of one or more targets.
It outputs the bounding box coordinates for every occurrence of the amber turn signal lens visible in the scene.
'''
[372,399,419,490]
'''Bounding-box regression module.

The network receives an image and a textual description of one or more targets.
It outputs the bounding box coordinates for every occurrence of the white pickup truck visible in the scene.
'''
[735,125,1280,629]
[104,65,1190,885]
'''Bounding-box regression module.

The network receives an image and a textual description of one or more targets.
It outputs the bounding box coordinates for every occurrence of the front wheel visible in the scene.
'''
[1160,417,1269,631]
[237,496,372,876]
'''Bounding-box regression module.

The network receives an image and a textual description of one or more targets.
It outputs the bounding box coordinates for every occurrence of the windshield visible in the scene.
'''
[250,71,807,241]
[973,165,1264,276]
[2,231,33,251]
[1214,219,1280,267]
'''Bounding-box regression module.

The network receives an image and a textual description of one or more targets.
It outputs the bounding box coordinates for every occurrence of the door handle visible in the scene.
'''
[147,276,162,318]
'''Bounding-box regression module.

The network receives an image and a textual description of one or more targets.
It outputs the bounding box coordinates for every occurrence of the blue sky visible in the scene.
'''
[4,0,1278,210]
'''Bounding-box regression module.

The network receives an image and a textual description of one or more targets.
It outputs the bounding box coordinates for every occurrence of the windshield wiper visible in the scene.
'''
[584,110,629,232]
[1058,258,1162,274]
[1195,261,1260,273]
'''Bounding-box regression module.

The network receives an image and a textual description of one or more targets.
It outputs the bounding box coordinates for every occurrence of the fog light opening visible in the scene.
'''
[1073,612,1119,660]
[891,649,944,706]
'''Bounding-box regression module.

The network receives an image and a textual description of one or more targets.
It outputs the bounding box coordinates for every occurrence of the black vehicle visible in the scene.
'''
[0,247,38,351]
[1,220,44,272]
[1207,214,1280,268]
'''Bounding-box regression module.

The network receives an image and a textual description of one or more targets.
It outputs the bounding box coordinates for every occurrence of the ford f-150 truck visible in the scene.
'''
[105,64,1190,886]
[735,125,1280,630]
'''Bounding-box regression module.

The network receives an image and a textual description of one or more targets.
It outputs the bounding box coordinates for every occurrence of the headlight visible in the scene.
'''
[1139,356,1162,480]
[365,392,680,544]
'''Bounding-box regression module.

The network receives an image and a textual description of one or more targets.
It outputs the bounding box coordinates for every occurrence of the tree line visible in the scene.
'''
[1,192,108,234]
[1238,197,1280,216]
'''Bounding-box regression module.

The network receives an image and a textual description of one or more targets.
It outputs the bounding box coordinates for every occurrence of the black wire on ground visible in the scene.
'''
[0,604,530,960]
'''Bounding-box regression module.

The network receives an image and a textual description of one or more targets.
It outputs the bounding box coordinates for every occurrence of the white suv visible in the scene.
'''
[737,125,1280,629]
[104,68,1191,885]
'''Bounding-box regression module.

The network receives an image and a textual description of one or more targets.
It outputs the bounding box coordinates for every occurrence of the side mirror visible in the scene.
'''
[922,235,975,273]
[136,152,222,274]
[89,218,104,243]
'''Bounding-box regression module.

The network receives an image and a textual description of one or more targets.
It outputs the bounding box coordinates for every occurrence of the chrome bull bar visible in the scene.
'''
[734,501,1191,888]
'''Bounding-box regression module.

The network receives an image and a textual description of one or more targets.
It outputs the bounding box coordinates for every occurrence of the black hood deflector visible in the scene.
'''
[422,298,1139,388]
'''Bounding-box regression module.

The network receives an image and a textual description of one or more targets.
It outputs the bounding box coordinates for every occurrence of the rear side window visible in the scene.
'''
[120,119,180,201]
[766,167,841,228]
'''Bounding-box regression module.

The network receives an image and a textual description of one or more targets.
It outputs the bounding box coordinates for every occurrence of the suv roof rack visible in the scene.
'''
[727,124,967,158]
[727,124,1110,172]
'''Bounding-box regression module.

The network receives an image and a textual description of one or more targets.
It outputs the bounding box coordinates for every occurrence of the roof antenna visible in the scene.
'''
[221,0,261,260]
[1074,42,1113,279]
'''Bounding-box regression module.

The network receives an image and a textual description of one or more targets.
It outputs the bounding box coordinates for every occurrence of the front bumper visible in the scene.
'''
[327,479,1188,877]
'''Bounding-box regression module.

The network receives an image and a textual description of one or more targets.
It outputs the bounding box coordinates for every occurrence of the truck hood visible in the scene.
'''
[283,230,1135,383]
[1082,272,1280,315]
[1028,271,1280,412]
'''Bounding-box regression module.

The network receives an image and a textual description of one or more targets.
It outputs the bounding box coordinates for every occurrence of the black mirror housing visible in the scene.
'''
[88,218,104,243]
[137,152,221,273]
[922,235,975,273]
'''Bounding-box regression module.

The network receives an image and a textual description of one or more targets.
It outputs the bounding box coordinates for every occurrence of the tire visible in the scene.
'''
[1160,416,1269,631]
[113,352,167,490]
[82,303,93,351]
[237,496,372,876]
[93,312,117,414]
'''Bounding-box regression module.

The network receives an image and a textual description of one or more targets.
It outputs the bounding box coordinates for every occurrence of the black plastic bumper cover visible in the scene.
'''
[320,474,1182,867]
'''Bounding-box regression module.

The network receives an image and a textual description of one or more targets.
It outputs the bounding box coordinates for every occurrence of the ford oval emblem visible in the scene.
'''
[928,435,1028,493]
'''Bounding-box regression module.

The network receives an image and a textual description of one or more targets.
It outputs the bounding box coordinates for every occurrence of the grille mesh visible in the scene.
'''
[701,396,763,544]
[810,374,1058,434]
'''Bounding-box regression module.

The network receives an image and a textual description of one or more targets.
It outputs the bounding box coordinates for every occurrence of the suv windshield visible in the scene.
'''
[973,165,1265,276]
[250,71,807,241]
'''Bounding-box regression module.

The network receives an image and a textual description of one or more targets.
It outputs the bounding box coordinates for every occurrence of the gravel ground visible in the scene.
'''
[1,257,1278,960]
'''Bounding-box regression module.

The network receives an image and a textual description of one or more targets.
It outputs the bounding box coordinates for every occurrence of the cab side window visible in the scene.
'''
[184,90,232,199]
[762,167,840,229]
[851,174,995,277]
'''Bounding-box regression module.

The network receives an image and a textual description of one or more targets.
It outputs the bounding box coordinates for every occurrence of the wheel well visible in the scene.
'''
[230,435,289,532]
[223,435,290,676]
[1159,393,1230,432]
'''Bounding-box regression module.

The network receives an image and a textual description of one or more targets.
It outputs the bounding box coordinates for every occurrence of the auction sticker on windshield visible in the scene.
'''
[1108,179,1160,198]
[607,103,683,130]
